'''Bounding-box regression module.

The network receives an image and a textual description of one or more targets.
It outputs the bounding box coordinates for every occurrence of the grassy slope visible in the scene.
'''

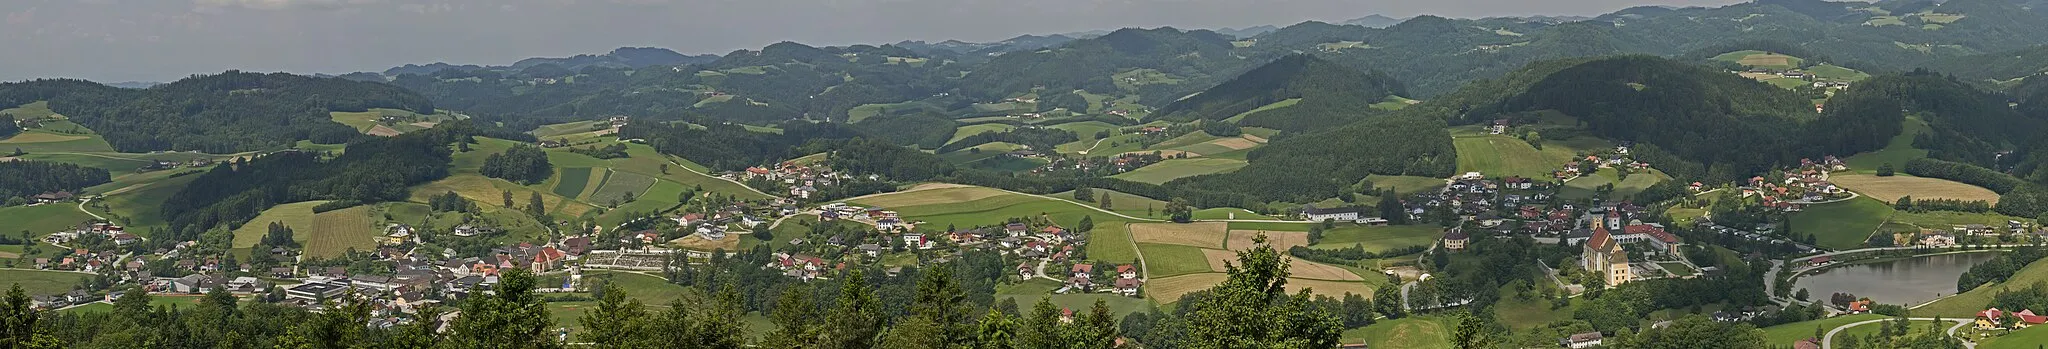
[1308,225,1444,252]
[1759,314,1885,346]
[1982,324,2048,348]
[1108,158,1248,185]
[0,204,95,238]
[1343,316,1452,348]
[854,185,1144,264]
[229,201,330,250]
[1222,98,1301,123]
[1843,116,1929,173]
[0,269,95,296]
[947,123,1018,146]
[1920,257,2048,318]
[1789,196,1892,250]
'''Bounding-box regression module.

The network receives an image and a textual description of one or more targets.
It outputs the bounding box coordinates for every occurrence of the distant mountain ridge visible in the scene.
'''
[379,47,717,77]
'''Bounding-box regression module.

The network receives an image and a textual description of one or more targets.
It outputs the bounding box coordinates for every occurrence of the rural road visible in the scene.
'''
[1075,138,1111,155]
[665,156,775,199]
[77,198,106,220]
[1820,318,1972,349]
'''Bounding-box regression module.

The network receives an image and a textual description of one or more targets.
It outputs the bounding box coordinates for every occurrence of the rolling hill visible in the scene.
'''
[1151,54,1406,133]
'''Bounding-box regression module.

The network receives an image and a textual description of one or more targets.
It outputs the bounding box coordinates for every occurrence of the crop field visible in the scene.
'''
[1831,174,1998,204]
[1225,230,1308,252]
[947,123,1017,145]
[1141,243,1216,278]
[1109,158,1247,184]
[1788,196,1892,250]
[1129,222,1228,248]
[1344,316,1452,349]
[530,120,611,138]
[305,205,376,258]
[1308,225,1443,252]
[552,167,596,198]
[590,170,656,206]
[231,201,328,250]
[1151,132,1226,151]
[0,269,94,296]
[1200,248,1360,281]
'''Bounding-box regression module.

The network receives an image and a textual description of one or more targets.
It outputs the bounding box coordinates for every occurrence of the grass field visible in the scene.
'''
[1049,188,1169,220]
[1450,130,1586,180]
[851,186,1013,208]
[1760,314,1883,346]
[590,170,656,206]
[1223,98,1300,123]
[1129,222,1229,249]
[1150,132,1226,153]
[1561,168,1667,200]
[1308,225,1443,253]
[0,269,93,296]
[1982,324,2048,348]
[1,101,57,120]
[1789,196,1892,250]
[1831,174,1998,204]
[1920,257,2048,318]
[1146,272,1372,304]
[0,203,96,236]
[1714,50,1805,70]
[1368,175,1447,195]
[552,167,595,198]
[530,120,610,138]
[548,271,698,333]
[1049,121,1118,153]
[1808,64,1871,81]
[1225,230,1308,252]
[306,205,376,258]
[948,124,1017,146]
[230,201,328,250]
[1139,243,1215,278]
[1191,208,1273,220]
[1109,158,1247,185]
[1342,316,1452,348]
[1829,320,1942,347]
[1843,116,1929,172]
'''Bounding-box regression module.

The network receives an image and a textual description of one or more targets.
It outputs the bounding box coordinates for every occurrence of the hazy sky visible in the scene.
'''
[1,0,1745,82]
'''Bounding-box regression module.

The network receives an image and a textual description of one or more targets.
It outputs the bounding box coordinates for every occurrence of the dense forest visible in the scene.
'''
[480,144,554,185]
[0,114,18,139]
[0,72,434,153]
[159,122,487,245]
[1151,54,1405,124]
[1174,115,1456,203]
[0,160,111,204]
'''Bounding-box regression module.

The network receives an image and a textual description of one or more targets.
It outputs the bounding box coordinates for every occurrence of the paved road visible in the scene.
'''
[665,157,775,198]
[1821,318,1973,349]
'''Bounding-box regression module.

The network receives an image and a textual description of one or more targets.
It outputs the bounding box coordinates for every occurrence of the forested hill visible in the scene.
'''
[0,71,434,153]
[953,27,1249,105]
[1151,54,1405,125]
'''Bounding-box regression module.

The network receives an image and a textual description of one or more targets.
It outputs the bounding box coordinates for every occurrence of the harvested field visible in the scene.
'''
[1287,278,1374,298]
[1206,137,1260,150]
[1199,249,1360,281]
[1129,222,1229,249]
[1226,230,1309,252]
[0,133,89,143]
[1831,174,1999,204]
[1148,273,1229,303]
[366,125,402,137]
[1123,149,1199,158]
[306,205,376,258]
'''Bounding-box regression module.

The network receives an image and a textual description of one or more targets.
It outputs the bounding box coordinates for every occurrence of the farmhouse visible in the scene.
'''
[1301,205,1363,222]
[33,191,74,204]
[1561,332,1604,348]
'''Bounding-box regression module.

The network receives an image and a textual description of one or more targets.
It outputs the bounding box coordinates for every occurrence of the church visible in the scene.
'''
[1582,221,1631,287]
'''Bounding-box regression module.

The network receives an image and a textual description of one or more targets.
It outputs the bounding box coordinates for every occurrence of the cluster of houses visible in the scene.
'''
[1554,146,1652,181]
[1048,263,1143,297]
[137,158,216,172]
[43,222,142,247]
[1702,222,1817,254]
[741,162,859,200]
[1733,157,1852,210]
[1976,308,2048,330]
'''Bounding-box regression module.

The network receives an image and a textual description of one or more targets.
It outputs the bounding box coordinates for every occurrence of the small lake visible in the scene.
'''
[1792,252,2001,306]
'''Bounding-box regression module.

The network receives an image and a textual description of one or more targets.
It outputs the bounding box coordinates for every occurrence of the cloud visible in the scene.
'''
[192,0,383,11]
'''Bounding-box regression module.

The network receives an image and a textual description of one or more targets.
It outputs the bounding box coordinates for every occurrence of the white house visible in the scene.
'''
[1302,205,1363,222]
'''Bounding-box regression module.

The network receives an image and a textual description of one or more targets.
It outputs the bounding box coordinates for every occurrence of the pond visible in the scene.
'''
[1791,252,2001,306]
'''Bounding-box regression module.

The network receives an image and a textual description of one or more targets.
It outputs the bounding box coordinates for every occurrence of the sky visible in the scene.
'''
[0,0,1746,82]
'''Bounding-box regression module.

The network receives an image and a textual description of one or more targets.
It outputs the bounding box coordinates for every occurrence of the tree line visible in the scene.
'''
[0,71,435,153]
[0,160,110,205]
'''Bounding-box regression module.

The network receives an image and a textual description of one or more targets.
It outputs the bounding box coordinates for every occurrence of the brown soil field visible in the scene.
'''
[1200,248,1360,281]
[1129,222,1229,249]
[366,125,403,137]
[1204,137,1261,150]
[1831,174,2000,204]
